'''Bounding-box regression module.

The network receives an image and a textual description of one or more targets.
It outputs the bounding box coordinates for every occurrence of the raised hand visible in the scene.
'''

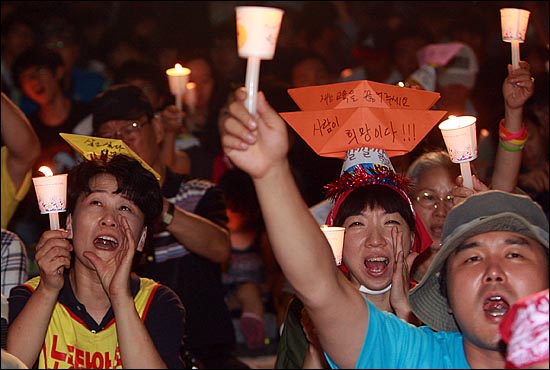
[503,61,535,111]
[34,229,73,293]
[389,226,419,324]
[219,88,290,180]
[83,215,138,300]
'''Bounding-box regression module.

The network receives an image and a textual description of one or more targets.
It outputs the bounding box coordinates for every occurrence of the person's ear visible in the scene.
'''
[65,214,73,239]
[137,227,147,252]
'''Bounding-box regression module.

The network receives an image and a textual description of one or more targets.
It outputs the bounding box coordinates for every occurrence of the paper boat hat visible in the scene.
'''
[279,79,447,159]
[60,133,161,181]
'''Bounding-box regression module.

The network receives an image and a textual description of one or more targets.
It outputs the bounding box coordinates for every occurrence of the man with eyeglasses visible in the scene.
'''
[91,84,244,369]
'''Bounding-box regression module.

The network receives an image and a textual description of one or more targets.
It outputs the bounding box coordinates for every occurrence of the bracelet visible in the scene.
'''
[499,119,527,141]
[499,138,524,152]
[161,202,175,227]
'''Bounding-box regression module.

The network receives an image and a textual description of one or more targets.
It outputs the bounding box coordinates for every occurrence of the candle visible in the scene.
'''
[321,225,345,266]
[500,8,530,70]
[32,166,68,230]
[235,6,284,115]
[166,63,191,111]
[438,115,478,189]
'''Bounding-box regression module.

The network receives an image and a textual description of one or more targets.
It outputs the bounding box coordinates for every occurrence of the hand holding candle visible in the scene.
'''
[235,6,284,115]
[500,8,530,70]
[439,115,478,189]
[32,166,67,230]
[166,63,191,111]
[321,225,345,266]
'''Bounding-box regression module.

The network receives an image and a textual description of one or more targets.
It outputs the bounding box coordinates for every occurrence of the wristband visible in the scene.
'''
[499,119,527,141]
[499,138,524,152]
[162,202,175,227]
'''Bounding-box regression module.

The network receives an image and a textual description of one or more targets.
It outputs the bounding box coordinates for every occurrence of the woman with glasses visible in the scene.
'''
[406,150,459,282]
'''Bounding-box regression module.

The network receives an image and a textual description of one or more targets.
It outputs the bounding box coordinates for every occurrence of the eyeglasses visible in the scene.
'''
[98,118,151,140]
[415,191,454,210]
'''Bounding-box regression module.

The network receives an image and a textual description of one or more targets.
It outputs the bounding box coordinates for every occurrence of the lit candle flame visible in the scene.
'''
[38,166,54,177]
[175,63,184,72]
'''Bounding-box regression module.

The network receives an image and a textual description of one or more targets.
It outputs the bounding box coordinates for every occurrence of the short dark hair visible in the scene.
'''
[12,47,63,88]
[67,153,163,246]
[333,185,415,230]
[91,84,154,134]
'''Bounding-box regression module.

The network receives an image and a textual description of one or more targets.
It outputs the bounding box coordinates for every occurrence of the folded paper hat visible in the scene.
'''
[59,133,161,181]
[324,147,432,255]
[280,79,447,159]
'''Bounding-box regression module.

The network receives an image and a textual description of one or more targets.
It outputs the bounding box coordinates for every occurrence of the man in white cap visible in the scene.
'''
[219,87,549,368]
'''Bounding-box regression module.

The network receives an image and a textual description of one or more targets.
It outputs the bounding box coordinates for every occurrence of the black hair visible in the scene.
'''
[217,168,264,231]
[12,47,64,88]
[333,185,415,231]
[67,153,163,248]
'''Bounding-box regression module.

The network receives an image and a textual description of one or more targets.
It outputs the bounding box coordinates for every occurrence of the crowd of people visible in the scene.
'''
[1,1,548,369]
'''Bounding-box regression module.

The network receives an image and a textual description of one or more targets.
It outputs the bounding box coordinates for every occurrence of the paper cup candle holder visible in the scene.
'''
[438,115,478,189]
[500,8,530,70]
[32,166,68,230]
[166,63,191,111]
[235,6,284,115]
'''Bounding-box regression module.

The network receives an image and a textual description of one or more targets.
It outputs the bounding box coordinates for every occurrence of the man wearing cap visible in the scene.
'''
[219,87,549,368]
[91,84,241,369]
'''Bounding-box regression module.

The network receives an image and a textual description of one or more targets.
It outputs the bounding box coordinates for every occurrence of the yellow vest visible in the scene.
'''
[24,276,159,369]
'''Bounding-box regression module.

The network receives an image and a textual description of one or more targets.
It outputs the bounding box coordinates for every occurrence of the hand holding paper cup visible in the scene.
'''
[438,115,478,189]
[321,225,345,266]
[500,8,530,69]
[235,6,284,115]
[32,166,67,230]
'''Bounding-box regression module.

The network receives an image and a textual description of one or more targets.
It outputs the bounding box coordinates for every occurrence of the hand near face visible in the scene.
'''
[83,215,139,300]
[389,227,419,323]
[34,229,73,293]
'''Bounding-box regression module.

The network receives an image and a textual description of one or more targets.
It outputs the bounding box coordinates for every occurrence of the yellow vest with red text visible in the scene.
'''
[24,276,159,369]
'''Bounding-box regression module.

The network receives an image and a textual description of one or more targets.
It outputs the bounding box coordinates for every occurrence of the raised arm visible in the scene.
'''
[1,92,41,228]
[491,61,534,192]
[220,88,368,368]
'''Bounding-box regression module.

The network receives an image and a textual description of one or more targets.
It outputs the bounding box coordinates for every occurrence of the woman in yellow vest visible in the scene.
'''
[6,153,186,368]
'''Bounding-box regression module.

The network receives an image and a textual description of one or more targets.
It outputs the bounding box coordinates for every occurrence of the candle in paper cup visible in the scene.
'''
[32,166,67,230]
[166,63,191,110]
[439,115,478,189]
[235,6,284,115]
[438,115,478,163]
[500,8,530,69]
[321,225,345,266]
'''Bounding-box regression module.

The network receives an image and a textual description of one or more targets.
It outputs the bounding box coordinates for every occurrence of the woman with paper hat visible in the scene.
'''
[219,87,549,368]
[276,146,432,368]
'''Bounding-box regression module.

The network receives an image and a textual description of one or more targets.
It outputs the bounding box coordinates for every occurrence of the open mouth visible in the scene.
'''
[365,257,389,274]
[93,236,119,251]
[483,296,510,317]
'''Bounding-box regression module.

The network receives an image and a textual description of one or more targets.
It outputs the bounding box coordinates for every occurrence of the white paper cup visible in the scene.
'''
[235,6,284,59]
[439,116,478,163]
[166,65,191,96]
[500,8,530,42]
[32,174,68,214]
[321,225,345,266]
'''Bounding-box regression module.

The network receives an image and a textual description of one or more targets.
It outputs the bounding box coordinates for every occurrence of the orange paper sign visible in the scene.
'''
[281,79,447,159]
[280,107,447,158]
[287,79,441,111]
